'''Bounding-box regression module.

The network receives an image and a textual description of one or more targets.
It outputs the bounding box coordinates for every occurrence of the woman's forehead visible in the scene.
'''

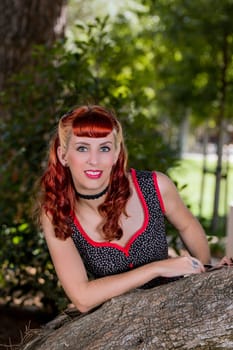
[70,131,115,144]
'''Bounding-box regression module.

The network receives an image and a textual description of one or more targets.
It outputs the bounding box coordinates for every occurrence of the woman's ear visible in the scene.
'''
[57,146,67,167]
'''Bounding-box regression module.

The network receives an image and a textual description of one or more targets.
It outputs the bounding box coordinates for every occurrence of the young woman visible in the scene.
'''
[38,105,212,313]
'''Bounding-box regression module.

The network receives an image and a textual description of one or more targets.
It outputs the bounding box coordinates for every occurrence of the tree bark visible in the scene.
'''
[0,0,67,90]
[22,267,233,350]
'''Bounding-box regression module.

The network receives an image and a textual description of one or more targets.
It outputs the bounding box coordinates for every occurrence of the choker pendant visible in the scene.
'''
[76,186,109,200]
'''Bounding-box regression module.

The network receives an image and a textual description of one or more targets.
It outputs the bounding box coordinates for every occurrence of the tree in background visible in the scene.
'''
[0,0,67,311]
[0,0,67,90]
[144,0,233,231]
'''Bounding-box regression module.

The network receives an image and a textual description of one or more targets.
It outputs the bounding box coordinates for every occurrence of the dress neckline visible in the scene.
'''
[72,168,149,254]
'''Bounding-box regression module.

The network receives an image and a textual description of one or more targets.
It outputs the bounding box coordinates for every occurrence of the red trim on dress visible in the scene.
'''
[126,168,149,249]
[71,168,149,256]
[152,171,166,213]
[72,213,127,254]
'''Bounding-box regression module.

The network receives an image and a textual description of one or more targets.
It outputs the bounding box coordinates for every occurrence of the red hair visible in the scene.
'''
[39,105,130,240]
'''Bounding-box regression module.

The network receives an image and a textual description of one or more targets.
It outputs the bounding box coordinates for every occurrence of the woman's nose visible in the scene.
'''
[87,150,98,165]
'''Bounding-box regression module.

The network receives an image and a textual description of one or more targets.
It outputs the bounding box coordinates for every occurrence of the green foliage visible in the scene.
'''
[0,15,177,310]
[0,223,68,312]
[144,0,233,124]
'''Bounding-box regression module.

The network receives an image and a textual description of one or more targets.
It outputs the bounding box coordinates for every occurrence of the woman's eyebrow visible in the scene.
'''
[99,141,113,145]
[75,142,90,145]
[74,141,113,146]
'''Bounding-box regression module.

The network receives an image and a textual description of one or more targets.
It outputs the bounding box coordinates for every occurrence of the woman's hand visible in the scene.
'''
[204,256,233,272]
[157,256,205,278]
[215,256,233,267]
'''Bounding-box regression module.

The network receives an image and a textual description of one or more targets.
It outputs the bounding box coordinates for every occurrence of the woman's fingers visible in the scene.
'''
[217,256,233,266]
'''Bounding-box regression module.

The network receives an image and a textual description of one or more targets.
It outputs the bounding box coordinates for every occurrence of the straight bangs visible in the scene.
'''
[72,111,114,138]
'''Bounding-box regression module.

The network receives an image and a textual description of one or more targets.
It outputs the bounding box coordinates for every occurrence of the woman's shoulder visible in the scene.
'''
[154,171,173,184]
[155,171,180,202]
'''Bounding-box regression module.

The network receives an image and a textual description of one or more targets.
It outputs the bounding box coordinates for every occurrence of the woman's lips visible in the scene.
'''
[84,170,102,179]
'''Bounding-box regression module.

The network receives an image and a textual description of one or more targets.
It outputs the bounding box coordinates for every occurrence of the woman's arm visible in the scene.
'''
[156,172,211,264]
[42,211,205,313]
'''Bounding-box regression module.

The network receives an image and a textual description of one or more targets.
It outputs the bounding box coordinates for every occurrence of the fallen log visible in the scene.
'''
[22,267,233,350]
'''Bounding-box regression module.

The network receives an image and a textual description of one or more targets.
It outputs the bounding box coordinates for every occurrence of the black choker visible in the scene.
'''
[76,186,109,200]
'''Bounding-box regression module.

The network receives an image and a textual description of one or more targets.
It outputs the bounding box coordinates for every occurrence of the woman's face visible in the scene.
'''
[58,131,120,194]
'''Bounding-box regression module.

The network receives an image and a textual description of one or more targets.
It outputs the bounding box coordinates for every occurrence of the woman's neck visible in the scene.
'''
[75,185,109,200]
[76,195,105,213]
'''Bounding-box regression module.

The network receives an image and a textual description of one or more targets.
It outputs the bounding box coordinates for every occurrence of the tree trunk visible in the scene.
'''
[211,30,229,233]
[22,267,233,350]
[0,0,67,90]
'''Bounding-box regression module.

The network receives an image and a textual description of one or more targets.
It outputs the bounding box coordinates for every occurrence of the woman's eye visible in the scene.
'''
[77,146,88,152]
[100,146,111,152]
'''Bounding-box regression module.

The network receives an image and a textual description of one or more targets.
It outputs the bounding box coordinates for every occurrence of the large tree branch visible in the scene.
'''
[22,267,233,350]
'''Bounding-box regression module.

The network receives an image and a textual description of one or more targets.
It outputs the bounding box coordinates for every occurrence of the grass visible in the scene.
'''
[168,155,233,237]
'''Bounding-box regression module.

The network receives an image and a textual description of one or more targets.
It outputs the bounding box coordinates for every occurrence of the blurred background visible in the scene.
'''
[0,0,233,347]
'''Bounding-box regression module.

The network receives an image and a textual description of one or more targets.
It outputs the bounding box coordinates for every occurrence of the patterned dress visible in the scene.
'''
[71,169,174,288]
